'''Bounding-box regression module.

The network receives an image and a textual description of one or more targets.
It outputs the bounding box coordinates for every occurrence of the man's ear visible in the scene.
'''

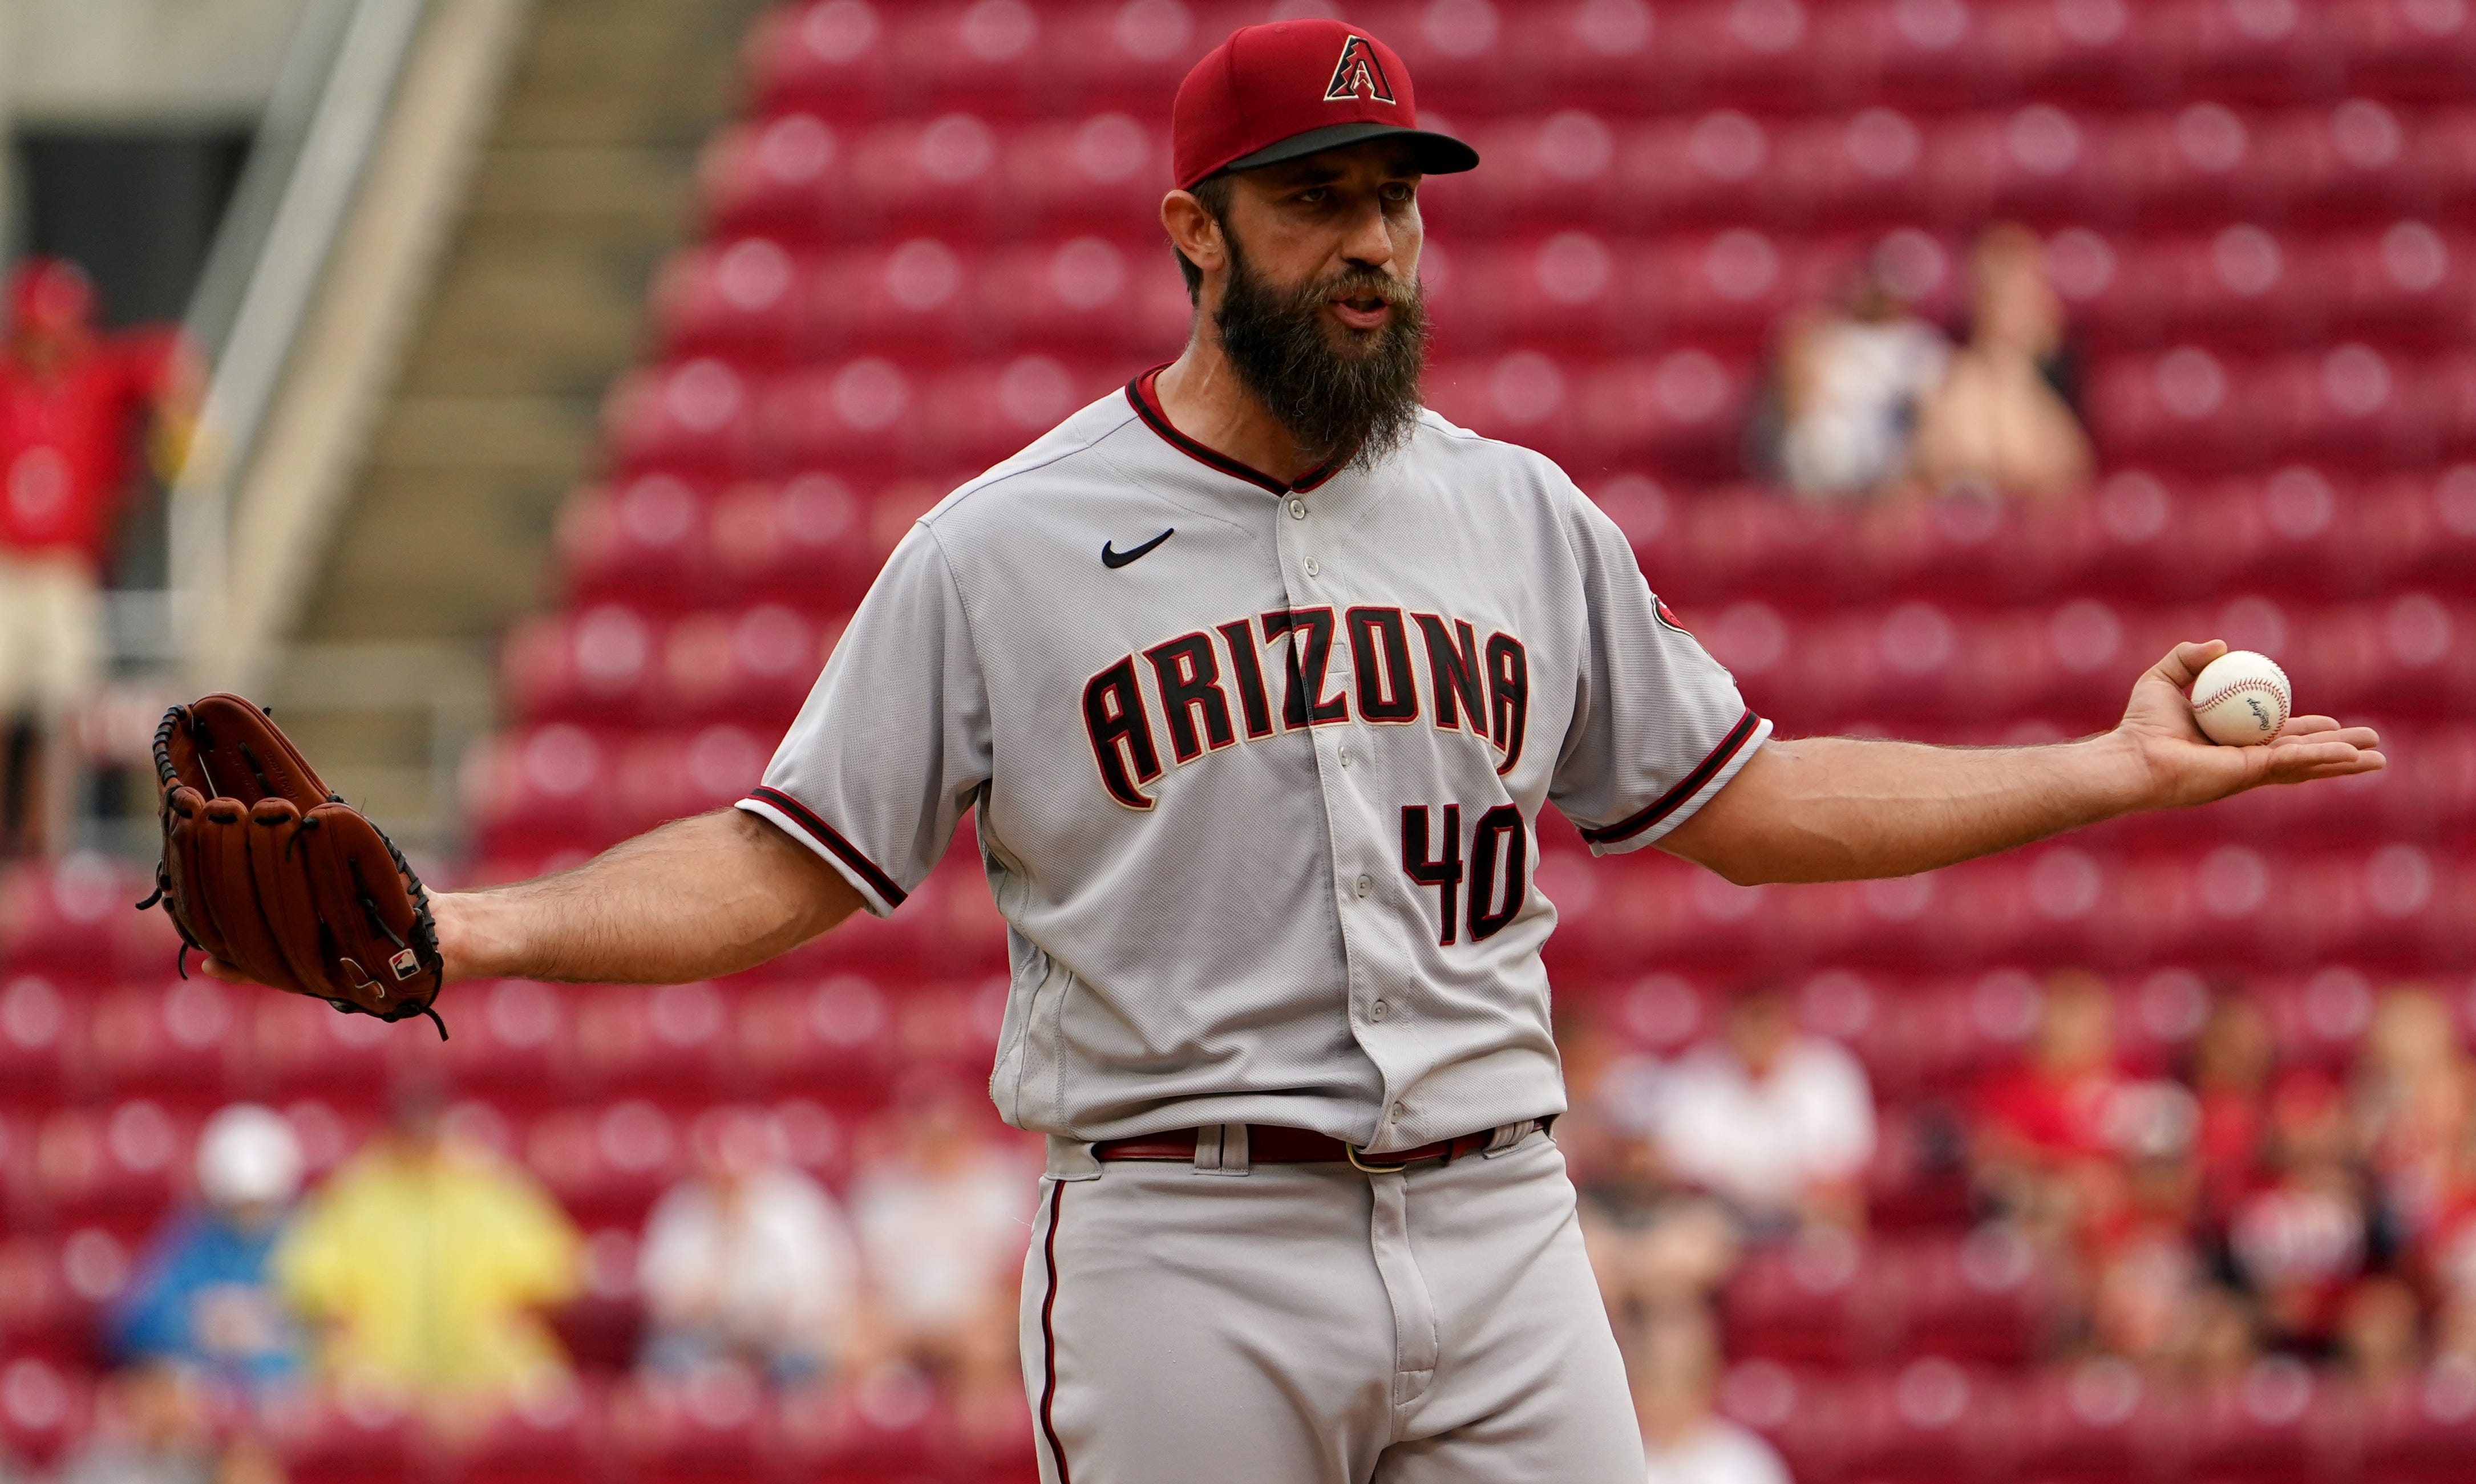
[1162,190,1226,277]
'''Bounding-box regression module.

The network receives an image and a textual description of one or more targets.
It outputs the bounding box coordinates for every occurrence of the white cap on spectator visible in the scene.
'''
[196,1104,304,1209]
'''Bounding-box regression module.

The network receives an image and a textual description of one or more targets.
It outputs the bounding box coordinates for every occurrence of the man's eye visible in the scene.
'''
[1382,184,1415,204]
[1296,188,1329,204]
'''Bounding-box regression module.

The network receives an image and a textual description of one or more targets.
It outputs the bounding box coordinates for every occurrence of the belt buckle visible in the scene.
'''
[1346,1142,1410,1174]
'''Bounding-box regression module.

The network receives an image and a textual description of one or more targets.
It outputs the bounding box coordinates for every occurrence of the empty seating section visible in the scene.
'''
[5,0,2474,1478]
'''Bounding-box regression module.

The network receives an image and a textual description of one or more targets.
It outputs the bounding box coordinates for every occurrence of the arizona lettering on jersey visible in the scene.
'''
[1083,605,1528,809]
[741,367,1770,1152]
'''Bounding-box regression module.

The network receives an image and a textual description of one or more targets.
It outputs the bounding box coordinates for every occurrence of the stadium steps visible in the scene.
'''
[277,0,770,848]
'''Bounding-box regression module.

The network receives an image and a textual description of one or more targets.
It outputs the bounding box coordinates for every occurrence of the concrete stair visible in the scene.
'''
[279,0,766,849]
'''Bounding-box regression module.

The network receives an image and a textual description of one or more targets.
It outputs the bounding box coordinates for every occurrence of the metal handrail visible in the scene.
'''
[164,0,430,682]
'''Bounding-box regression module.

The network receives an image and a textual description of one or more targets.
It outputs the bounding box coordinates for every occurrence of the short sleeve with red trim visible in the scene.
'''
[1548,489,1769,853]
[737,524,991,916]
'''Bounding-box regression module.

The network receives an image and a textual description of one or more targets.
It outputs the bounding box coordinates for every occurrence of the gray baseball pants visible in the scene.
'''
[1017,1125,1646,1483]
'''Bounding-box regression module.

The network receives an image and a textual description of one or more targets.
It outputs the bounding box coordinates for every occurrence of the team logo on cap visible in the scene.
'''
[1324,35,1397,105]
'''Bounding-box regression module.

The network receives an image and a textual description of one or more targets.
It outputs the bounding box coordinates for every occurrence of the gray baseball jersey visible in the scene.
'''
[738,366,1769,1154]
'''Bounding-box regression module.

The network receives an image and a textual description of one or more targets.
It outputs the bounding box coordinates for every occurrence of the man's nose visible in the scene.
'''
[1339,201,1394,272]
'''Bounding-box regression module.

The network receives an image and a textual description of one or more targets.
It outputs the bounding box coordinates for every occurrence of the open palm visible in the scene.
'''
[2118,640,2386,810]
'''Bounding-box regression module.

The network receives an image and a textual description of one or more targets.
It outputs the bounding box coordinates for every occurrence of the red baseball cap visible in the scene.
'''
[1171,21,1480,192]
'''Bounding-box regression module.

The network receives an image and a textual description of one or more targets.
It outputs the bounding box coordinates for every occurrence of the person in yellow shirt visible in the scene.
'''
[276,1086,580,1416]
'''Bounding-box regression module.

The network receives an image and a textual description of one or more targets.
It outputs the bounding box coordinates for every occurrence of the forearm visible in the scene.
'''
[1663,732,2151,885]
[436,809,864,984]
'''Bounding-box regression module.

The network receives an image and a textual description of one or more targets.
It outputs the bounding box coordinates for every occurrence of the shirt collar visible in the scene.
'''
[1123,364,1348,497]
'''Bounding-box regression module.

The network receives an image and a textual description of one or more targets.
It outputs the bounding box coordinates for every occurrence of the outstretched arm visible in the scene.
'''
[203,809,864,988]
[1658,640,2385,886]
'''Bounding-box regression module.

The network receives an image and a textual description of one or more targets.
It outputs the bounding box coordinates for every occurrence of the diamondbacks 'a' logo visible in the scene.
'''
[1325,35,1397,104]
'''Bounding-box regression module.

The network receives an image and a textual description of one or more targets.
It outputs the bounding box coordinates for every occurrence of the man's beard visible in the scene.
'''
[1213,233,1429,472]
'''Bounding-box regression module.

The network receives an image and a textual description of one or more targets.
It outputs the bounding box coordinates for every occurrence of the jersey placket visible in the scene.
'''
[1272,477,1415,1149]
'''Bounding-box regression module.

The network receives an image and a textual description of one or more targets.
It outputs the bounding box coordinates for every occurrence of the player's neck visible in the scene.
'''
[1151,341,1321,487]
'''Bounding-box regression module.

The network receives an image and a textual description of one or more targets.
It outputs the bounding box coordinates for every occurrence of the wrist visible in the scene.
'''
[2081,727,2163,818]
[432,890,519,983]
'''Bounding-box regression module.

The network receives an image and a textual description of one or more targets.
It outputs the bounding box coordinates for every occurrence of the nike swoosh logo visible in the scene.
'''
[1102,528,1175,569]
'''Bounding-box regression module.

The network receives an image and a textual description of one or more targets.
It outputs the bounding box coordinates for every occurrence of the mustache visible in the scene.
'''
[1304,269,1413,307]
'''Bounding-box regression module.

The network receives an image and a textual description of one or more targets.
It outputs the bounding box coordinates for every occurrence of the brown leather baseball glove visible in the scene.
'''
[137,693,448,1037]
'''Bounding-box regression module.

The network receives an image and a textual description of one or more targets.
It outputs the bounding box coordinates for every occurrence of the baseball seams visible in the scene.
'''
[2195,679,2287,735]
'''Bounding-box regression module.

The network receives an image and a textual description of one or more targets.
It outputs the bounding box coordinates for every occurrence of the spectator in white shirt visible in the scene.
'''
[1650,982,1877,1236]
[639,1107,860,1385]
[848,1084,1036,1396]
[1632,1307,1791,1484]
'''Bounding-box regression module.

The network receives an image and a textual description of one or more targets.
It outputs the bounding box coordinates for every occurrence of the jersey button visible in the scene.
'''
[1354,874,1372,897]
[1337,745,1353,767]
[1304,557,1321,577]
[1288,497,1307,520]
[1390,1102,1406,1122]
[1369,999,1389,1021]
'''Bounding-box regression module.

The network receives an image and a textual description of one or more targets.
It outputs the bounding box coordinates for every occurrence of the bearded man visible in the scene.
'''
[208,20,2381,1483]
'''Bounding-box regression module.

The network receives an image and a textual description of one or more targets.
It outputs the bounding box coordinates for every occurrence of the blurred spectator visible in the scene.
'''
[2334,1275,2425,1393]
[1648,982,1875,1238]
[48,1367,223,1484]
[108,1106,306,1401]
[848,1086,1032,1396]
[1973,971,2133,1247]
[1762,256,1948,497]
[2353,986,2473,1248]
[1910,224,2094,500]
[2083,1083,2208,1370]
[0,257,194,858]
[638,1107,861,1386]
[276,1085,580,1416]
[1563,1099,1741,1327]
[2227,1073,2377,1351]
[1628,1307,1789,1484]
[2188,995,2277,1225]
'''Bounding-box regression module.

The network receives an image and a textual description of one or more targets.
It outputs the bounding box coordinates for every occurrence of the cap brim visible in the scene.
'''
[1203,121,1480,187]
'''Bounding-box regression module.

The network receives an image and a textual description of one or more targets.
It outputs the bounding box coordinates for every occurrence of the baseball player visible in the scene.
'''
[199,19,2384,1483]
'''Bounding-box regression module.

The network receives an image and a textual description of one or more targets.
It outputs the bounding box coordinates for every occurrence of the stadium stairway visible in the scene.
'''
[272,0,771,849]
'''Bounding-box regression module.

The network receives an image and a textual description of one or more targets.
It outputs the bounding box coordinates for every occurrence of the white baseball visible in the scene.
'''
[2189,650,2292,745]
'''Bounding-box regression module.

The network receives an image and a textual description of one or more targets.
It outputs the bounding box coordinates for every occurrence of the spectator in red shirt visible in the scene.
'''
[0,256,193,857]
[1973,971,2135,1250]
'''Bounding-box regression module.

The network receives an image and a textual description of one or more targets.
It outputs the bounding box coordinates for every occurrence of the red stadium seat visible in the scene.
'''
[1035,0,1219,113]
[557,476,714,611]
[2357,1364,2476,1484]
[523,1100,686,1229]
[698,113,850,242]
[0,976,74,1112]
[0,1357,92,1473]
[1828,1359,2009,1484]
[745,0,901,119]
[465,723,632,861]
[1721,1231,1875,1367]
[1883,1226,2060,1364]
[703,474,880,615]
[653,238,813,364]
[606,1372,771,1484]
[26,1103,193,1239]
[2170,1358,2350,1484]
[604,359,760,479]
[83,980,237,1109]
[269,1393,424,1484]
[434,979,574,1110]
[436,1385,601,1484]
[2331,0,2476,103]
[2005,1359,2175,1484]
[245,994,402,1107]
[971,236,1194,358]
[567,984,734,1106]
